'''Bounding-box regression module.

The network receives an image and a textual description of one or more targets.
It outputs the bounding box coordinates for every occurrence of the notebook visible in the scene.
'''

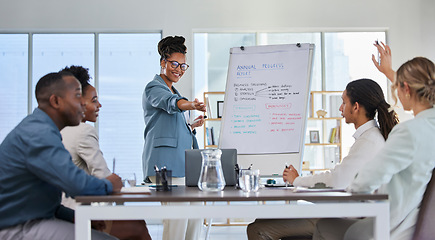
[185,149,237,187]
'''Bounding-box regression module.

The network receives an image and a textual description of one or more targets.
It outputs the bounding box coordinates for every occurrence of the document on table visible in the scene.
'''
[263,185,295,190]
[118,186,151,194]
[293,187,346,193]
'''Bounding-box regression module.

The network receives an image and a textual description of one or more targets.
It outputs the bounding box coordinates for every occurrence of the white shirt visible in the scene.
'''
[293,120,385,189]
[349,108,435,240]
[61,122,111,179]
[60,122,112,209]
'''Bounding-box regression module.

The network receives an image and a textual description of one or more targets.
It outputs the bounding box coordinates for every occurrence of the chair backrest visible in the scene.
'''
[412,168,435,240]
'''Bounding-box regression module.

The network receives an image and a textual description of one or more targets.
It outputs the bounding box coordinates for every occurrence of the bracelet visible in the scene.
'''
[191,102,195,109]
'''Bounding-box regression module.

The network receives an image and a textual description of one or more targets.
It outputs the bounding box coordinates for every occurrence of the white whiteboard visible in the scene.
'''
[218,44,314,174]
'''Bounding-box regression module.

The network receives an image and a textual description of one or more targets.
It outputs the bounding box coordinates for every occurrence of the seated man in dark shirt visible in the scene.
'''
[0,71,122,240]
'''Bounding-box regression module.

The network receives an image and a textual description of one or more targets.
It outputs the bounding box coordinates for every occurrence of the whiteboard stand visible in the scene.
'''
[219,43,314,176]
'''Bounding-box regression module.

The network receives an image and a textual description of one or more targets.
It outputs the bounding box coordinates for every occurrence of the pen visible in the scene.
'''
[285,163,289,188]
[149,185,178,188]
[375,39,381,64]
[235,164,240,189]
[191,115,207,125]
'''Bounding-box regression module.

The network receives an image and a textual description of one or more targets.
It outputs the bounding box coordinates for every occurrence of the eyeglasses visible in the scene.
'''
[165,60,189,71]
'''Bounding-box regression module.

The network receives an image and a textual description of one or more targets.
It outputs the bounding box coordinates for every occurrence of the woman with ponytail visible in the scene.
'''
[345,78,399,140]
[314,44,435,240]
[247,78,397,240]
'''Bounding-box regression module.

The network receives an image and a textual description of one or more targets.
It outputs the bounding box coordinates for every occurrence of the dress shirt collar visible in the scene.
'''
[33,107,62,137]
[352,119,378,140]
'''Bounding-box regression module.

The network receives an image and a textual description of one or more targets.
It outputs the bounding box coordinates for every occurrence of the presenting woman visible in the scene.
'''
[313,44,435,240]
[61,65,151,240]
[142,36,205,240]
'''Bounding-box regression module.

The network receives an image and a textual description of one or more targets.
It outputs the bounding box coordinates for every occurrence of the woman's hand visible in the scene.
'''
[372,41,396,82]
[191,115,205,128]
[282,165,299,184]
[191,98,206,112]
[178,99,206,112]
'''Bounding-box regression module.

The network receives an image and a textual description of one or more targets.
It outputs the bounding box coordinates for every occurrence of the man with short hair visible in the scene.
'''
[0,71,122,240]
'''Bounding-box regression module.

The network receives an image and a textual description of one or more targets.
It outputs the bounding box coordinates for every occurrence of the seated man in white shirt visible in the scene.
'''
[247,78,399,240]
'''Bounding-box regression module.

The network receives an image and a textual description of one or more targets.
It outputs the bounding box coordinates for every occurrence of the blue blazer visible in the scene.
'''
[142,75,195,178]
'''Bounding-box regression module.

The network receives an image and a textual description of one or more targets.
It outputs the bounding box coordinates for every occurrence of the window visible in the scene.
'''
[98,33,161,180]
[32,34,95,109]
[257,33,322,91]
[194,33,255,94]
[324,32,387,92]
[0,34,28,141]
[0,32,161,182]
[323,32,386,160]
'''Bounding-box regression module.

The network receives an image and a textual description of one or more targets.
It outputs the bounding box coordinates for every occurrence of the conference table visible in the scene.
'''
[75,186,389,240]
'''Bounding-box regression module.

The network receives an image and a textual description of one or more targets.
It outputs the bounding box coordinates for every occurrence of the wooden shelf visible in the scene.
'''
[206,118,222,121]
[205,91,225,95]
[302,168,330,172]
[205,145,218,148]
[308,117,343,120]
[305,91,343,172]
[203,92,225,148]
[305,143,341,146]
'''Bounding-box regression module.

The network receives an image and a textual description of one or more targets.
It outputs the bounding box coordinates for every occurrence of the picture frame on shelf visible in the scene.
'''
[309,130,320,143]
[217,101,224,118]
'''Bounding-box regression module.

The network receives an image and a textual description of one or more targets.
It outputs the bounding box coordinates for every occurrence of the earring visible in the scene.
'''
[405,93,411,99]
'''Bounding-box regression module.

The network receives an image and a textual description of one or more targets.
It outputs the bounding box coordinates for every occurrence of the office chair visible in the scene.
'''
[412,168,435,240]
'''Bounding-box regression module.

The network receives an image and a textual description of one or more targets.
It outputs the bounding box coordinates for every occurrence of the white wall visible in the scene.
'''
[0,0,434,100]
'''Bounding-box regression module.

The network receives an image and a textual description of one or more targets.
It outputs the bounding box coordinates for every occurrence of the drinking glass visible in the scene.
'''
[121,173,137,187]
[239,169,260,192]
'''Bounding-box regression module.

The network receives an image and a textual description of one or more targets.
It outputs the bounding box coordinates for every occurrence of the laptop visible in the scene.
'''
[185,149,237,187]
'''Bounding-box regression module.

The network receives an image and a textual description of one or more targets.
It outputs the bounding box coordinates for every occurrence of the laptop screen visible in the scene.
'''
[185,149,237,187]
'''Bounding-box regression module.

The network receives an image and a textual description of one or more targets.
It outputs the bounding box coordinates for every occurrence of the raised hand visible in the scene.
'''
[372,41,395,82]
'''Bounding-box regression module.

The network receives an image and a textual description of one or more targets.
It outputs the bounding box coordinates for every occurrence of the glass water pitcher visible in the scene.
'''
[198,149,226,191]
